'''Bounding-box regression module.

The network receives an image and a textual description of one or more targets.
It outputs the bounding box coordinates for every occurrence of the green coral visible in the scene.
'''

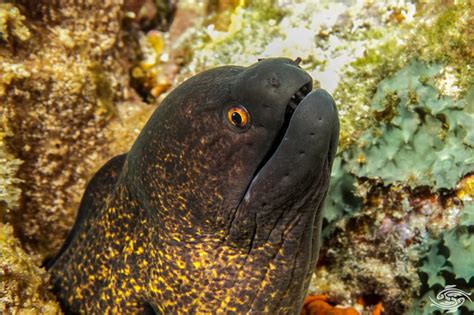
[344,61,473,190]
[444,228,474,282]
[419,242,448,288]
[335,1,473,149]
[406,290,438,315]
[460,202,474,226]
[410,201,474,314]
[322,157,361,229]
[317,3,474,312]
[334,37,408,149]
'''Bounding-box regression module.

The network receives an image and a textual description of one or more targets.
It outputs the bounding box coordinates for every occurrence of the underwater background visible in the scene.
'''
[0,0,472,314]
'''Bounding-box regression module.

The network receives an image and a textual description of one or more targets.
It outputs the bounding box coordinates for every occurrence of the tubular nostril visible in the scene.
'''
[293,57,302,66]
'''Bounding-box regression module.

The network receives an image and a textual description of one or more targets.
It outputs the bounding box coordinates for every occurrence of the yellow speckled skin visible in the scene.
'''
[49,58,339,314]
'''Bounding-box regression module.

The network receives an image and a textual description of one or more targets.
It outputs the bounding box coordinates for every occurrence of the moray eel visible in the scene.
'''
[48,58,340,314]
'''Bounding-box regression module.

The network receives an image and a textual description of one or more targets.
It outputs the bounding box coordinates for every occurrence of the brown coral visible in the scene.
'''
[0,0,146,258]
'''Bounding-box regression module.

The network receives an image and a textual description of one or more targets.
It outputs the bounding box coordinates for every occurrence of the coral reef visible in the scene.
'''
[0,0,145,258]
[316,2,474,313]
[0,223,61,314]
[174,0,473,313]
[407,198,474,314]
[0,129,22,215]
[0,0,158,309]
[302,294,383,315]
[0,0,472,313]
[0,3,31,45]
[344,61,473,190]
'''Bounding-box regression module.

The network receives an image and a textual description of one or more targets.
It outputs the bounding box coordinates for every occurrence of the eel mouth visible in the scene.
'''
[253,81,313,175]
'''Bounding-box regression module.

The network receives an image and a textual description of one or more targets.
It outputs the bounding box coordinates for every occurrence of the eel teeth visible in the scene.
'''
[296,90,305,100]
[288,100,298,110]
[288,86,310,110]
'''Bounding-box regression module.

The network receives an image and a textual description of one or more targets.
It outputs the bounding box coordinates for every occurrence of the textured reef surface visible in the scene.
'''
[0,223,61,313]
[0,0,472,314]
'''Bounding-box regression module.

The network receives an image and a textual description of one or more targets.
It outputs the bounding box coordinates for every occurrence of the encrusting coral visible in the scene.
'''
[318,2,473,313]
[345,60,473,189]
[0,0,145,258]
[0,0,160,310]
[0,223,61,314]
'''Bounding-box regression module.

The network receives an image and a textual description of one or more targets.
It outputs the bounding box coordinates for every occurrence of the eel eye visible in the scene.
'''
[226,105,251,132]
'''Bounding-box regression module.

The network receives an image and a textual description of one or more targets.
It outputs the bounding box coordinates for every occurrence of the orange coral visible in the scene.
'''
[301,295,384,315]
[301,295,360,315]
[372,302,383,315]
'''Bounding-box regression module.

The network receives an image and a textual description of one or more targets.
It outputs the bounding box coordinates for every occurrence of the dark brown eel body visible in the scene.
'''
[48,58,340,314]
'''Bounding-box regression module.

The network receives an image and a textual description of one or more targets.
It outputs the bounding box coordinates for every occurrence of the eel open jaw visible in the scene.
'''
[253,81,314,176]
[244,88,339,204]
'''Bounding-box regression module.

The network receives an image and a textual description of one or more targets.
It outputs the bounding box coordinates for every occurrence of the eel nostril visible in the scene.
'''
[292,57,302,66]
[269,76,280,88]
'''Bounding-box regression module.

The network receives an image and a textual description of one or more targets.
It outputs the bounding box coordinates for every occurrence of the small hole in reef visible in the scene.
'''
[361,293,383,306]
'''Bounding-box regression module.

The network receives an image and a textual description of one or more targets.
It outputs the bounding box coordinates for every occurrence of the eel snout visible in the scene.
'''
[243,88,339,202]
